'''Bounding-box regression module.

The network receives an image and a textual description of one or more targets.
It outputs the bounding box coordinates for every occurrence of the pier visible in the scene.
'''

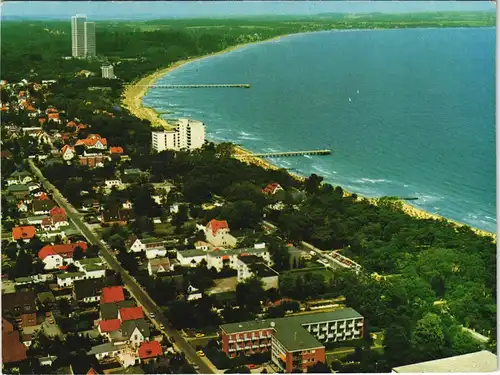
[239,149,331,158]
[129,84,251,89]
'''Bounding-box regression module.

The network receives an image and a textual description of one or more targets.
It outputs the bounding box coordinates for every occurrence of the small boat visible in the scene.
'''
[348,97,352,103]
[357,89,360,94]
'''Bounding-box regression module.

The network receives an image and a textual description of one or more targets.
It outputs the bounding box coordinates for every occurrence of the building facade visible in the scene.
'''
[71,14,87,57]
[151,118,205,152]
[84,22,96,57]
[101,65,115,79]
[220,309,364,373]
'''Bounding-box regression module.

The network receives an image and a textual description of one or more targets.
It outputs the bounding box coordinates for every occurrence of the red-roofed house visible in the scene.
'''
[75,134,108,150]
[206,219,236,248]
[100,286,125,304]
[2,318,27,364]
[12,226,36,242]
[138,341,162,364]
[87,367,99,375]
[48,112,61,123]
[61,145,75,161]
[38,242,87,270]
[262,182,284,196]
[39,118,46,125]
[118,306,144,321]
[49,207,69,228]
[109,146,124,156]
[98,319,121,334]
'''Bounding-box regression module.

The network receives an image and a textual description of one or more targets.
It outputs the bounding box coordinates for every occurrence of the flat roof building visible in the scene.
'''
[392,350,498,373]
[220,308,364,373]
[151,118,205,152]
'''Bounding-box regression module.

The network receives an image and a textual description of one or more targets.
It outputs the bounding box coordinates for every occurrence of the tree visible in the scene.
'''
[236,276,265,314]
[307,361,331,373]
[304,173,323,194]
[411,313,445,362]
[268,238,290,271]
[73,246,84,260]
[14,248,33,278]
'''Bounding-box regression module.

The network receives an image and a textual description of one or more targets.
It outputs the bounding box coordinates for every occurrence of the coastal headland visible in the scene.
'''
[122,32,496,241]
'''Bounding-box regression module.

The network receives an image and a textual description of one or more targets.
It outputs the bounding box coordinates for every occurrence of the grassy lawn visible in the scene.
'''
[153,222,175,235]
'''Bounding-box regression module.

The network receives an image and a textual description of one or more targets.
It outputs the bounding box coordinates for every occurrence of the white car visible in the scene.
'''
[149,312,155,318]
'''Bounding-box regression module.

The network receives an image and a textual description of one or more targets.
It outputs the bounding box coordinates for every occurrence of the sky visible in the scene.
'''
[1,1,496,20]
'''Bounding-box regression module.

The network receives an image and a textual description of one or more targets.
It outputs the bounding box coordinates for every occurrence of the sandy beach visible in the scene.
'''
[121,35,496,242]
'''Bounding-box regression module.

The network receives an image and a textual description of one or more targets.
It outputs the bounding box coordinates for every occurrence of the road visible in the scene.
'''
[28,160,215,374]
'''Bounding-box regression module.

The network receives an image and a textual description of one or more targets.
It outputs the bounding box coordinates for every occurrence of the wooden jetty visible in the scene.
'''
[239,149,332,158]
[130,84,251,89]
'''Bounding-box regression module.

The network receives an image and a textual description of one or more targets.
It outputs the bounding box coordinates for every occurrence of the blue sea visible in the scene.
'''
[144,28,497,233]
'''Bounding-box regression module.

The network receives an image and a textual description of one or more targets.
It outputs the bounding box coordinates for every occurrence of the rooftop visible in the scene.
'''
[272,325,323,352]
[208,247,268,257]
[179,249,206,258]
[392,350,498,373]
[220,308,363,336]
[87,342,126,356]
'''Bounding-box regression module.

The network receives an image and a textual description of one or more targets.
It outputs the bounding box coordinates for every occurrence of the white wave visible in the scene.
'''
[414,194,445,203]
[304,155,312,159]
[355,178,389,184]
[239,131,251,137]
[403,184,409,188]
[239,135,262,141]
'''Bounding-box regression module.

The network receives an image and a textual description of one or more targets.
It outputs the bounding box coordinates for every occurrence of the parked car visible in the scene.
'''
[197,350,205,357]
[45,312,51,317]
[149,312,155,318]
[247,364,258,370]
[159,324,165,330]
[49,319,54,324]
[195,333,205,338]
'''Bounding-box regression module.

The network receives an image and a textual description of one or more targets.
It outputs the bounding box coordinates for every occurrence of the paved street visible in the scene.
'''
[28,160,215,374]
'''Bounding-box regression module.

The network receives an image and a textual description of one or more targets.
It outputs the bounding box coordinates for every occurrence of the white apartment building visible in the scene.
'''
[71,15,95,58]
[151,118,205,152]
[207,246,271,272]
[71,15,86,57]
[101,65,116,79]
[84,22,96,57]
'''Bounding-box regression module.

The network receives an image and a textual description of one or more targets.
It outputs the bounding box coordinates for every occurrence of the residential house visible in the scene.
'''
[104,179,124,189]
[195,241,210,251]
[75,134,108,150]
[27,181,41,192]
[236,255,279,290]
[147,257,171,276]
[2,318,27,363]
[57,272,86,288]
[12,226,36,242]
[43,206,70,229]
[26,215,51,225]
[206,245,272,272]
[17,200,29,213]
[38,241,88,270]
[32,198,56,215]
[262,182,284,196]
[6,171,33,186]
[75,258,107,279]
[138,341,162,365]
[61,145,76,161]
[37,291,56,308]
[127,236,164,253]
[22,333,33,348]
[73,278,105,303]
[205,219,237,248]
[81,198,100,212]
[39,355,58,367]
[8,184,30,199]
[2,290,37,327]
[110,319,150,348]
[100,286,125,304]
[177,249,207,268]
[101,207,134,225]
[118,306,144,322]
[109,146,124,158]
[100,300,136,320]
[98,319,121,335]
[87,342,127,361]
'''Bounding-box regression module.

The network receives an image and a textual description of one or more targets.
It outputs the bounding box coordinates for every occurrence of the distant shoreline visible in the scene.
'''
[121,30,496,241]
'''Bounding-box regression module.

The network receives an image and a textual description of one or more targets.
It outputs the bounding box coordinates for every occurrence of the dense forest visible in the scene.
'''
[1,13,497,372]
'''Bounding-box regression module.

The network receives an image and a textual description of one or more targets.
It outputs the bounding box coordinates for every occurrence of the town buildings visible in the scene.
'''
[151,118,205,152]
[205,219,237,248]
[101,65,116,79]
[220,309,364,373]
[71,14,96,58]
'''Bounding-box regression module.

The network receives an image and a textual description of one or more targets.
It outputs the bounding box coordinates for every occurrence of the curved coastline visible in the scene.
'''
[121,32,496,241]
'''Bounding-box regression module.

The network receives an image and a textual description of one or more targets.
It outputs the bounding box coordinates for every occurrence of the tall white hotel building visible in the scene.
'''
[152,119,206,152]
[71,14,96,58]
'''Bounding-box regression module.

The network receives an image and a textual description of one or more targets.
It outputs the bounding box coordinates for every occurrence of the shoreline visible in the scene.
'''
[121,33,496,242]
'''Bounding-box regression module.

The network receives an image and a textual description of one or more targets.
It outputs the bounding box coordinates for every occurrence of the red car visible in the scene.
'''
[48,318,54,324]
[247,364,258,370]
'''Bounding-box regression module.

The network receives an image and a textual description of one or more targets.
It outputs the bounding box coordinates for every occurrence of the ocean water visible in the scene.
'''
[144,28,496,233]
